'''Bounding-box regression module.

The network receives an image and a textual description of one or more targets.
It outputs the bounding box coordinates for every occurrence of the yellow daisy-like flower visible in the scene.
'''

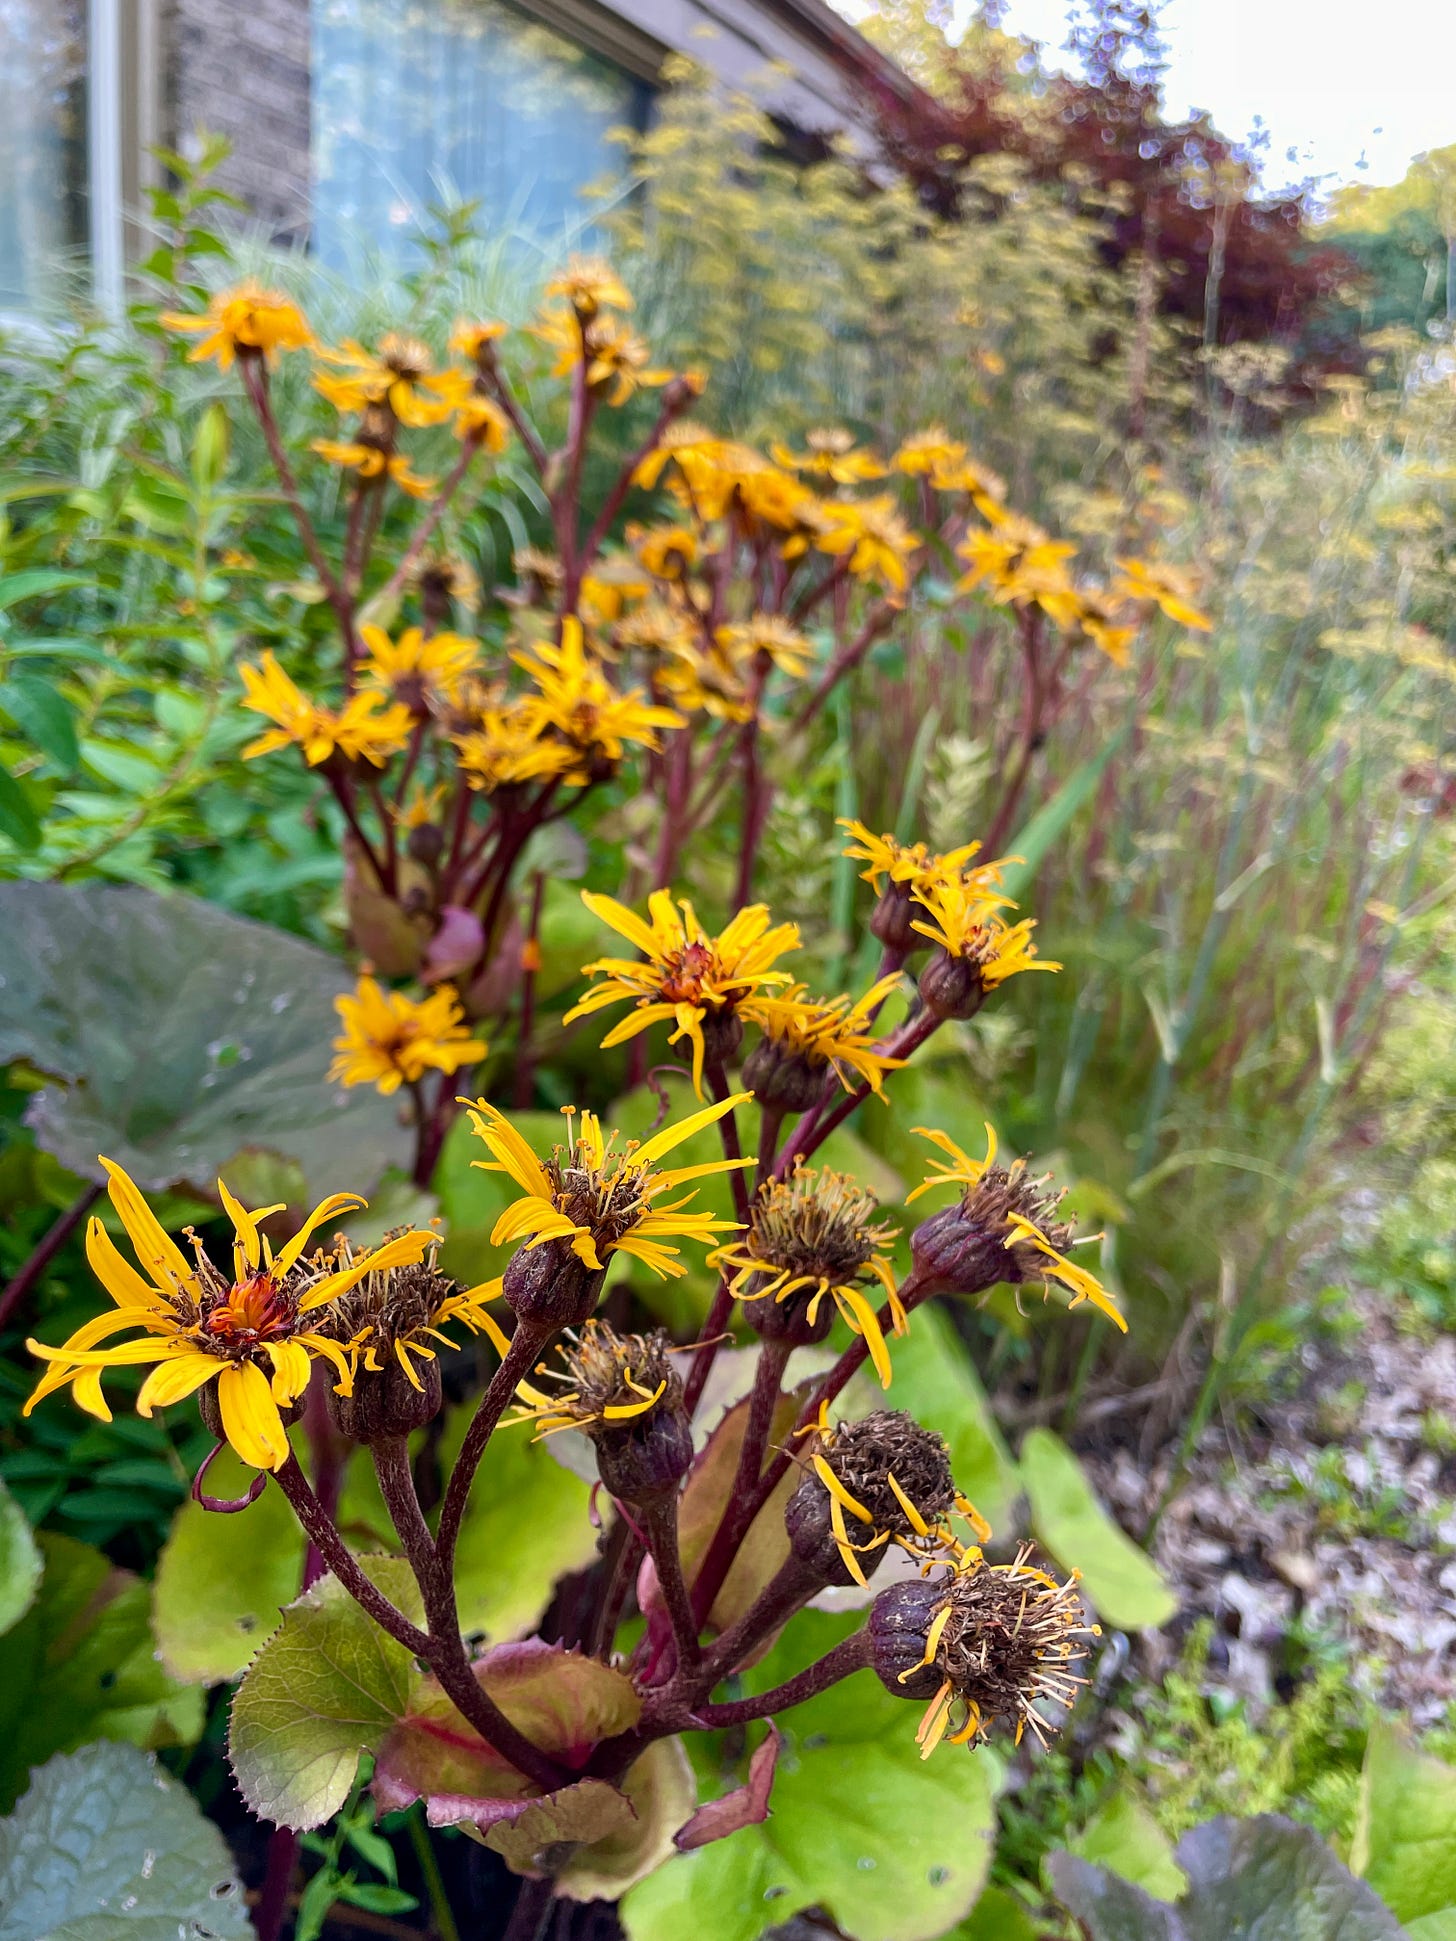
[813,495,919,591]
[329,976,487,1096]
[326,1245,506,1394]
[543,256,634,318]
[710,1165,902,1386]
[462,1095,750,1276]
[632,523,699,582]
[716,614,814,679]
[533,310,670,406]
[310,439,437,498]
[315,333,455,428]
[907,1124,1125,1331]
[771,429,886,484]
[1071,589,1137,667]
[742,975,905,1097]
[159,281,313,369]
[839,820,991,898]
[630,422,727,493]
[452,705,579,793]
[957,515,1081,630]
[891,429,966,477]
[910,877,1058,988]
[24,1159,433,1469]
[514,618,683,781]
[358,624,480,709]
[240,653,415,768]
[449,318,508,359]
[1112,557,1213,632]
[423,367,512,450]
[566,889,800,1096]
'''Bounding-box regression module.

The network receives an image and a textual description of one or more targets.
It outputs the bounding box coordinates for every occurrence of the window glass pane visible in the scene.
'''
[312,0,650,271]
[0,0,88,311]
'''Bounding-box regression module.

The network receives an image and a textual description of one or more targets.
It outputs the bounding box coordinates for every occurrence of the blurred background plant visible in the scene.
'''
[3,1,1456,1932]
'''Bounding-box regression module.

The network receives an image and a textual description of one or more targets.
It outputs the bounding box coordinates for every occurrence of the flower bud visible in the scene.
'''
[870,880,920,953]
[406,821,445,867]
[502,1238,606,1329]
[868,1576,949,1698]
[784,1409,956,1588]
[742,1035,825,1115]
[917,948,985,1022]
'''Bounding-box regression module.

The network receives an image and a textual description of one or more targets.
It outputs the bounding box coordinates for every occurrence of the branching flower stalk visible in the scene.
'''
[15,250,1212,1916]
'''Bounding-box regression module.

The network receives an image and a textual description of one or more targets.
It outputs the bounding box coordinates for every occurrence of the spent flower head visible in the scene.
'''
[785,1409,961,1587]
[908,1125,1125,1331]
[516,1318,693,1501]
[710,1164,901,1385]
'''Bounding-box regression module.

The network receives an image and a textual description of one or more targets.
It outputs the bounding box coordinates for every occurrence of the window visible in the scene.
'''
[311,0,653,271]
[0,0,89,311]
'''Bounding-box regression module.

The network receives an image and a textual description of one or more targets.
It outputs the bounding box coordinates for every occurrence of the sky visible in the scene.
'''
[942,0,1456,195]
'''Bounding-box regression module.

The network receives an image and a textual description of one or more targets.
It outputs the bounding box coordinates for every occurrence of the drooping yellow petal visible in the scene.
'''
[217,1359,292,1470]
[136,1350,223,1415]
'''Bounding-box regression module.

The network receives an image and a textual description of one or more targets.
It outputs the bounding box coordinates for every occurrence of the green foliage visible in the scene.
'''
[622,1611,999,1941]
[1350,1723,1456,1931]
[1020,1429,1176,1631]
[0,1740,250,1941]
[1050,1813,1405,1940]
[228,1558,423,1829]
[0,1477,41,1637]
[1063,1788,1187,1902]
[295,1786,419,1941]
[0,880,408,1193]
[0,1530,202,1812]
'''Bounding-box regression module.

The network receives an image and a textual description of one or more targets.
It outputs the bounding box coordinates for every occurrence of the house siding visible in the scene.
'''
[165,0,312,242]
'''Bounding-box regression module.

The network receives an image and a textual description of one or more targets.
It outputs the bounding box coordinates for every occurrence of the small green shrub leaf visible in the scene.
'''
[621,1612,997,1941]
[1350,1720,1456,1923]
[1,673,79,771]
[228,1559,423,1830]
[0,1740,250,1940]
[0,1479,41,1639]
[1020,1429,1176,1631]
[0,762,41,852]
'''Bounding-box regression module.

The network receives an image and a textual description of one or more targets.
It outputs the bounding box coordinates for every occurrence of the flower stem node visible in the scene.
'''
[785,1410,956,1588]
[517,1319,693,1505]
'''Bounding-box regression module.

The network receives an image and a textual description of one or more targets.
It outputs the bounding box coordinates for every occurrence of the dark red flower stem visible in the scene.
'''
[434,1319,552,1575]
[0,1182,102,1334]
[640,1493,701,1675]
[697,1627,872,1728]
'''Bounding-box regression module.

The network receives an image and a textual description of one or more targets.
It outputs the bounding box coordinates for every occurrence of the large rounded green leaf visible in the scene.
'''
[1020,1429,1175,1632]
[885,1304,1021,1535]
[622,1611,998,1941]
[0,1741,251,1941]
[227,1559,423,1830]
[0,1479,41,1639]
[0,1531,203,1812]
[152,1450,307,1684]
[1351,1722,1456,1926]
[0,881,407,1194]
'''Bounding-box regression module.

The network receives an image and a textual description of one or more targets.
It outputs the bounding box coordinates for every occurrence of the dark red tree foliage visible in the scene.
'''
[858,3,1360,373]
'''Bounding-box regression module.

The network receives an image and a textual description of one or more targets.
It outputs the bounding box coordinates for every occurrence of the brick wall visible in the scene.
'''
[164,0,312,243]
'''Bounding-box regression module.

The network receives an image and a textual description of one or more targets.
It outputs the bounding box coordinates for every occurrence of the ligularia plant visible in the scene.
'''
[24,256,1171,1923]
